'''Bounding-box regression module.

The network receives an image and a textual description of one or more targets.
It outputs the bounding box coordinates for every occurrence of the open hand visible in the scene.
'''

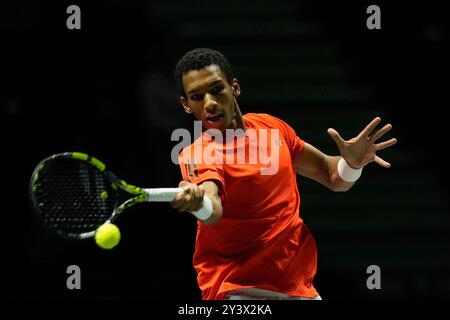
[327,117,397,169]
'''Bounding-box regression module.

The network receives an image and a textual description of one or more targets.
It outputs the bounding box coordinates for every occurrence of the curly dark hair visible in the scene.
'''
[174,48,234,97]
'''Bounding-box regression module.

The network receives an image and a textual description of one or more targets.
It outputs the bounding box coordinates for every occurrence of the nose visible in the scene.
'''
[204,93,217,113]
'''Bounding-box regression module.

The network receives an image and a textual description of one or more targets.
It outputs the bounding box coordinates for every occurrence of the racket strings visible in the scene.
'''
[33,159,117,234]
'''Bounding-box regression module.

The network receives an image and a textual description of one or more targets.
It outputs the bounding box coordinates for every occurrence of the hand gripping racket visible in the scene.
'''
[29,152,212,239]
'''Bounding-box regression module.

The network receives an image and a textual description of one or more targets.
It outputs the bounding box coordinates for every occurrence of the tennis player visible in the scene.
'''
[170,48,397,300]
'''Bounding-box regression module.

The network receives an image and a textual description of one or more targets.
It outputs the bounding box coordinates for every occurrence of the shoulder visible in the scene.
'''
[244,113,296,130]
[244,113,284,128]
[179,133,213,162]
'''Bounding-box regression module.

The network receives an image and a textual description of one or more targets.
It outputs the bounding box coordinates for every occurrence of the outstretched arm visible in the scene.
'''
[295,117,397,192]
[295,143,352,192]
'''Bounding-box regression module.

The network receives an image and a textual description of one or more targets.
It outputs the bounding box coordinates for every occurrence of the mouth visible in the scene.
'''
[206,113,224,123]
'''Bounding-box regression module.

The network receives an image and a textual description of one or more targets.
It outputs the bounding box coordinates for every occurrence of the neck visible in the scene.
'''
[232,99,246,132]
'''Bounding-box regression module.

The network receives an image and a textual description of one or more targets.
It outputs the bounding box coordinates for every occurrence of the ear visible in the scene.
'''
[231,78,241,97]
[180,96,192,114]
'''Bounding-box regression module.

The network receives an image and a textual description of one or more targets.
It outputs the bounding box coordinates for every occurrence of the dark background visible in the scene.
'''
[1,0,449,302]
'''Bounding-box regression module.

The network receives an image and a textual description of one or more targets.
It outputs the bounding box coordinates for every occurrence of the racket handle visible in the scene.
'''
[143,188,213,220]
[143,188,182,201]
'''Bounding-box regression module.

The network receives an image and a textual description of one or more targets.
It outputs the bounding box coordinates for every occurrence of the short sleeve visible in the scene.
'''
[178,146,226,200]
[261,114,304,160]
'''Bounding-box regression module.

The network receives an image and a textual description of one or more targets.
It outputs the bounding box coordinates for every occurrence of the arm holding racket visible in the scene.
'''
[144,186,214,221]
[169,181,222,225]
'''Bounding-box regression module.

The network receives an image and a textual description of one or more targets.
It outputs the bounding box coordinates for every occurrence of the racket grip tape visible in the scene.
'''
[144,188,182,201]
[143,188,213,220]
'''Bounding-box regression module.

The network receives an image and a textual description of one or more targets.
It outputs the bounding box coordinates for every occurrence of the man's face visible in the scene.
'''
[180,65,240,131]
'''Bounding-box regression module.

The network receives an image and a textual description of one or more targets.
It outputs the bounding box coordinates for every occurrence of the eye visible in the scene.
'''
[211,86,224,94]
[190,94,203,101]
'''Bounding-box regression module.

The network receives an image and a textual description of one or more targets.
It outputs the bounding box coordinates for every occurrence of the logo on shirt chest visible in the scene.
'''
[273,139,283,147]
[176,122,283,175]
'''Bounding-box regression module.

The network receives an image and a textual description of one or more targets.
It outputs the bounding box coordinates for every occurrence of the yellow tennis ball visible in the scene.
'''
[95,223,121,249]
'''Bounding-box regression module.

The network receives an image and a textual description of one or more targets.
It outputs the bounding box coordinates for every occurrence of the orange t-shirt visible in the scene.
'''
[178,113,318,300]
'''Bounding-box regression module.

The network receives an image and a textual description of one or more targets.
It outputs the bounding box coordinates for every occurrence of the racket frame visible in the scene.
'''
[29,152,173,239]
[30,152,209,240]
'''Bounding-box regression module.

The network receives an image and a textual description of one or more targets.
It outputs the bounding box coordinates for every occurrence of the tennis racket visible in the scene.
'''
[29,152,212,240]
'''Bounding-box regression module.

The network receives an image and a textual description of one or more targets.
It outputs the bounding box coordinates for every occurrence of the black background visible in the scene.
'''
[1,0,449,305]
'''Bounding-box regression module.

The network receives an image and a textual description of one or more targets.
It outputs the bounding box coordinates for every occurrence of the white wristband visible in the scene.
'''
[191,195,213,221]
[337,158,362,182]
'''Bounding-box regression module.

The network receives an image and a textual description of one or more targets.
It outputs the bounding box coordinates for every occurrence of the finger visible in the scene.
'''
[183,185,193,195]
[375,138,397,151]
[370,124,392,142]
[177,195,194,212]
[172,185,195,210]
[180,198,202,213]
[169,200,178,209]
[374,155,391,168]
[175,185,191,201]
[359,117,381,138]
[170,199,182,209]
[178,180,189,188]
[193,186,203,201]
[327,128,345,145]
[183,193,192,203]
[178,202,192,213]
[175,192,184,202]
